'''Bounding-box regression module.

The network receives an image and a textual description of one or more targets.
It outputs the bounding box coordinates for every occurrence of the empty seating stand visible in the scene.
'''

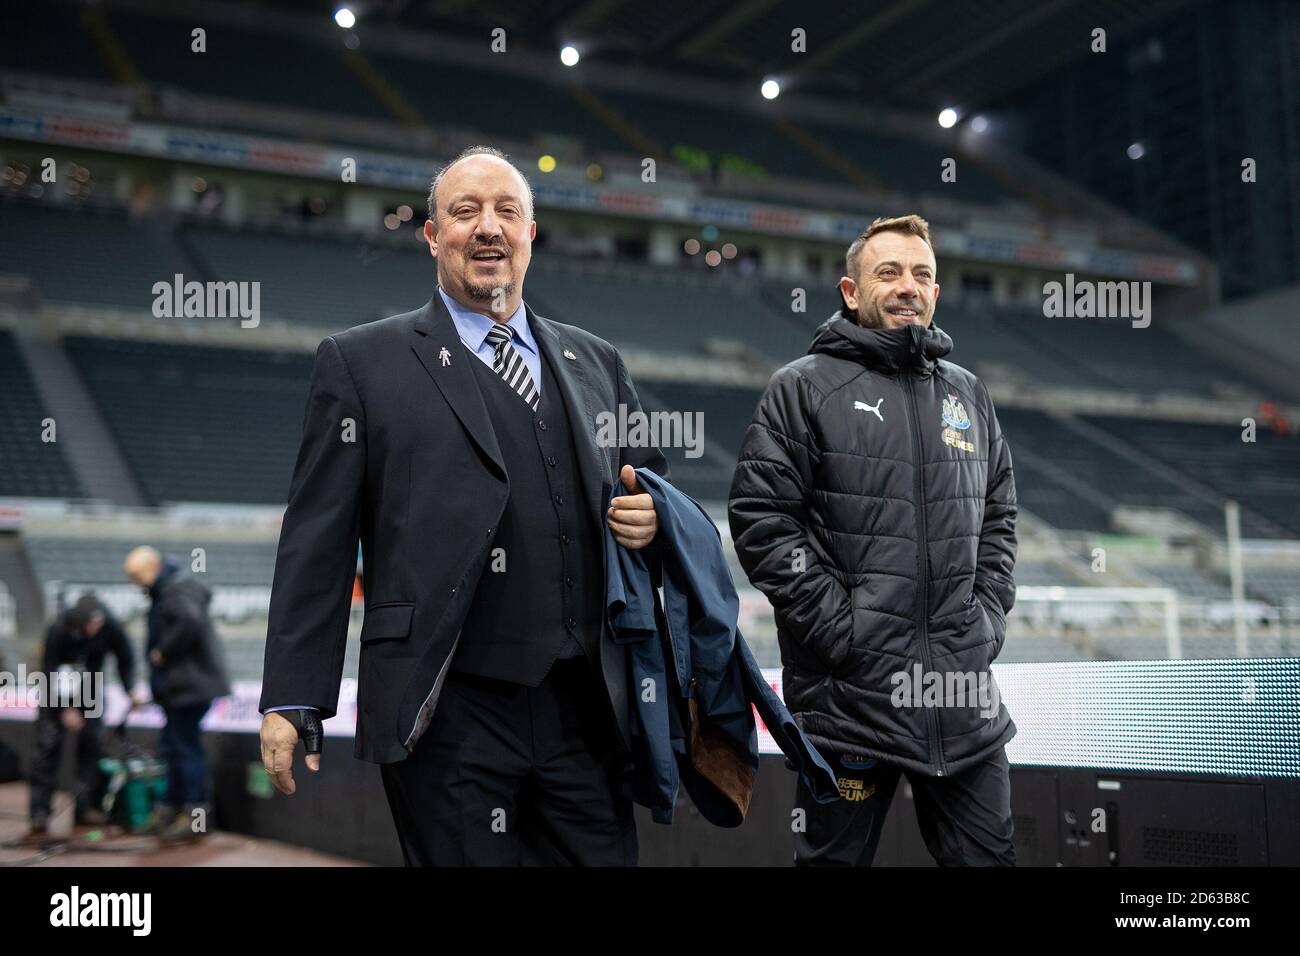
[180,221,435,331]
[634,379,764,503]
[1245,569,1300,610]
[62,336,312,505]
[525,261,810,362]
[1004,312,1262,397]
[26,536,277,590]
[0,202,195,310]
[996,407,1214,533]
[1083,415,1300,537]
[0,331,84,498]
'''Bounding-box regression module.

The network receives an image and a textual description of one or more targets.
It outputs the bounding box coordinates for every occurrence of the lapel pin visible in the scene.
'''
[562,348,577,360]
[438,346,451,367]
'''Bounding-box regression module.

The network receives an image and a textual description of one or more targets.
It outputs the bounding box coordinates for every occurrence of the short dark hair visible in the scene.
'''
[844,214,934,281]
[67,594,103,630]
[426,145,534,221]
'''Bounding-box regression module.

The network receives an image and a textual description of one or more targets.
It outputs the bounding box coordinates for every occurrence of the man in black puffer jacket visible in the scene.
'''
[728,214,1017,866]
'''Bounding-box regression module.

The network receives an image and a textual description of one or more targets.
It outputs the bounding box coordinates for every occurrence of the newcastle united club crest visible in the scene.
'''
[941,394,975,453]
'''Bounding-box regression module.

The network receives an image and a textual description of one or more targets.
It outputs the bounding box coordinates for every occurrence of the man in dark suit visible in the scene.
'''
[259,146,667,866]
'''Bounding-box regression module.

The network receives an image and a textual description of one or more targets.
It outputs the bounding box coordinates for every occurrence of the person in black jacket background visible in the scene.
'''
[124,546,231,842]
[729,214,1018,866]
[27,593,142,837]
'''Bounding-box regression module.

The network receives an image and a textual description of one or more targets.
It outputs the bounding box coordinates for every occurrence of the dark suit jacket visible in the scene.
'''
[260,293,669,763]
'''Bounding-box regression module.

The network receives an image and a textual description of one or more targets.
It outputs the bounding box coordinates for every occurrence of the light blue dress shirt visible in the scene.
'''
[437,286,541,400]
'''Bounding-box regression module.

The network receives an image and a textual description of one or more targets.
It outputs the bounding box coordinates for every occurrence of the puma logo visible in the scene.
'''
[854,399,884,422]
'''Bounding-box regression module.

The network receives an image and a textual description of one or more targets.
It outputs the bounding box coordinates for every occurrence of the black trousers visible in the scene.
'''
[29,708,103,823]
[380,656,637,867]
[794,747,1016,866]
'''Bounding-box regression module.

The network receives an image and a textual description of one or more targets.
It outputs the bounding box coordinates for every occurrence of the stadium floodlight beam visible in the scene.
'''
[560,45,580,67]
[761,78,780,100]
[334,8,356,29]
[1127,142,1146,160]
[969,114,989,133]
[938,107,958,128]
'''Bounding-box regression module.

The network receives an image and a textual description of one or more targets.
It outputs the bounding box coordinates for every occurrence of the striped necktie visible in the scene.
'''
[485,323,540,411]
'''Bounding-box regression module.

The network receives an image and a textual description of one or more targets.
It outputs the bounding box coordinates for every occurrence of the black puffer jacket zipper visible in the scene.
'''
[900,363,947,777]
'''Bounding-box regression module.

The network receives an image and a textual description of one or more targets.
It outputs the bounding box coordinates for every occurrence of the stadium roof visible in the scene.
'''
[268,0,1198,111]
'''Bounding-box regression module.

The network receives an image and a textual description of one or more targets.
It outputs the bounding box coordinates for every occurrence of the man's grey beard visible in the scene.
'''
[464,276,516,305]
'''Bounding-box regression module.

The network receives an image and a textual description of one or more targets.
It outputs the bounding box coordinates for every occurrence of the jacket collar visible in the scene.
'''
[807,310,952,374]
[148,559,179,601]
[412,294,506,479]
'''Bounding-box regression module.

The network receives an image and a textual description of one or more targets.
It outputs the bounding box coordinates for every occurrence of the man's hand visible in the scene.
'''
[127,689,148,709]
[608,465,658,550]
[148,649,163,667]
[260,711,322,795]
[60,708,86,733]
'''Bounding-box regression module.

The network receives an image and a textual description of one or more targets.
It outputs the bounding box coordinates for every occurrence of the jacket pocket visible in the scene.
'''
[964,590,1006,658]
[359,602,414,644]
[979,593,1007,657]
[810,596,854,674]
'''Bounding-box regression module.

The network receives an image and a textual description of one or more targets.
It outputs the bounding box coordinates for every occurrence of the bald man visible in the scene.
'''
[259,145,668,866]
[124,546,230,842]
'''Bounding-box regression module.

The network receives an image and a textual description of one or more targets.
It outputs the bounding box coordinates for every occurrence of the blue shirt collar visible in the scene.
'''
[437,286,536,356]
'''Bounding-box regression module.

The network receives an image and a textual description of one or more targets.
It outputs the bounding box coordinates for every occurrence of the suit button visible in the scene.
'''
[565,576,574,587]
[486,528,493,536]
[554,495,564,506]
[538,420,548,430]
[450,587,457,595]
[566,617,576,630]
[561,534,570,545]
[546,456,556,467]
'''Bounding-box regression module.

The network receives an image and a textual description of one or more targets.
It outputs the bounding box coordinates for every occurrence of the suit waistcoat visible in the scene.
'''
[451,337,604,685]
